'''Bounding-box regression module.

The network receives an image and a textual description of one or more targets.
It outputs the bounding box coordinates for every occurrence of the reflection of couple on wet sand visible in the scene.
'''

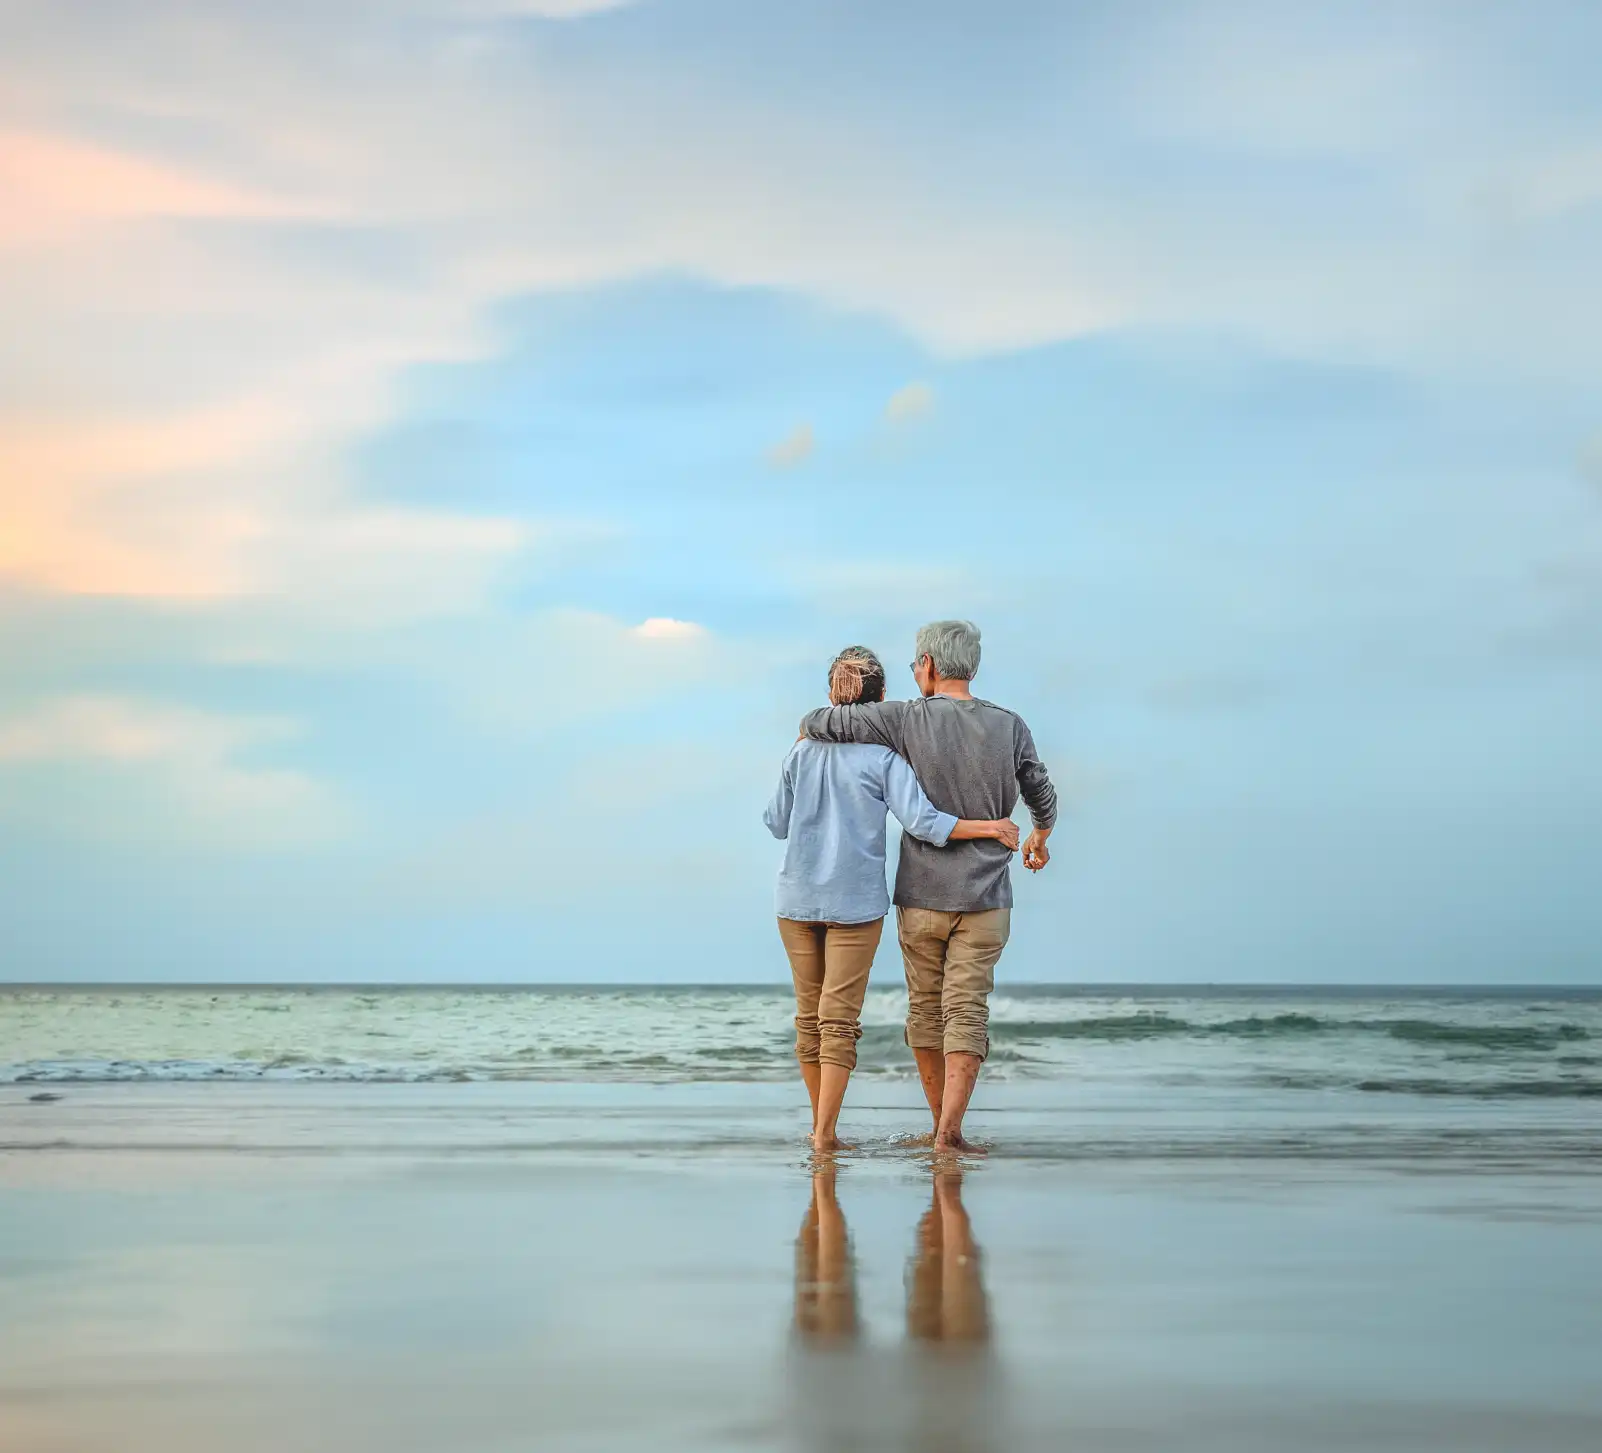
[791,1167,999,1453]
[795,1168,990,1349]
[765,620,1057,1151]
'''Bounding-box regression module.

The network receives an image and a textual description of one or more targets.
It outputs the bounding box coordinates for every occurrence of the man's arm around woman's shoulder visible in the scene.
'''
[798,698,911,754]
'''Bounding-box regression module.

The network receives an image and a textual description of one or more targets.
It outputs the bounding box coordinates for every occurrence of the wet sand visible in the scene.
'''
[3,1082,1601,1451]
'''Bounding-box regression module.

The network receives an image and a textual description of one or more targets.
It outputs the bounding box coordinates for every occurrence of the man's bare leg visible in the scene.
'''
[912,1047,946,1134]
[813,1063,852,1150]
[935,1051,984,1151]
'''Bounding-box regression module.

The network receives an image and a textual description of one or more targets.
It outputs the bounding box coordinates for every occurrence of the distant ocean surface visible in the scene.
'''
[4,984,1600,1099]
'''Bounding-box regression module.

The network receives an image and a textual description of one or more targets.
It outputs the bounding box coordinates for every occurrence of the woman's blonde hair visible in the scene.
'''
[828,646,886,706]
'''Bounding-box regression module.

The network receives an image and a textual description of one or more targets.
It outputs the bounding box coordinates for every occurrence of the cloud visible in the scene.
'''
[766,422,815,469]
[0,399,282,597]
[245,508,530,626]
[0,385,530,611]
[4,1,1600,377]
[885,381,934,423]
[0,695,287,765]
[0,130,323,250]
[0,696,343,848]
[632,617,707,641]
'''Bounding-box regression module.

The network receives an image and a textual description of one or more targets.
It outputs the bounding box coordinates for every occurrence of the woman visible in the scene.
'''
[764,646,1019,1150]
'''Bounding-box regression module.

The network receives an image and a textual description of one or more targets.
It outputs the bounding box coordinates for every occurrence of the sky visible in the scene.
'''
[2,0,1600,984]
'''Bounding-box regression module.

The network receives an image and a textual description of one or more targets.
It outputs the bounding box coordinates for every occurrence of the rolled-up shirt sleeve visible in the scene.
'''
[763,752,795,839]
[1014,718,1058,830]
[882,754,958,847]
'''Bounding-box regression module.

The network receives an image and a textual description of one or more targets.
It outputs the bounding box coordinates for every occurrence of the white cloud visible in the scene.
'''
[632,617,707,641]
[766,422,815,469]
[0,696,343,848]
[885,381,934,423]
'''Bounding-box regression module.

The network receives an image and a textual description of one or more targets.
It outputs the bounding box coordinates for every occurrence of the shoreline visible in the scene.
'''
[7,1081,1601,1180]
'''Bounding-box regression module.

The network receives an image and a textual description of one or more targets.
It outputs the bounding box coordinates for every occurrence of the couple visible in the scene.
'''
[764,619,1057,1152]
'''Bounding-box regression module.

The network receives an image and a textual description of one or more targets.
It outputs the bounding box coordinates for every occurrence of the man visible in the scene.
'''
[800,619,1056,1151]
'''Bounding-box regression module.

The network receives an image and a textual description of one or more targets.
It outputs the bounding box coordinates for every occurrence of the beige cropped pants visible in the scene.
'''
[777,917,884,1070]
[897,907,1011,1061]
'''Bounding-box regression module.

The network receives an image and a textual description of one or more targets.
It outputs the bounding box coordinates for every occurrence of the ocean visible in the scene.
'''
[5,982,1600,1095]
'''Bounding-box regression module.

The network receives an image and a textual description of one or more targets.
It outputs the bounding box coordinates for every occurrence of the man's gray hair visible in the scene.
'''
[914,619,981,680]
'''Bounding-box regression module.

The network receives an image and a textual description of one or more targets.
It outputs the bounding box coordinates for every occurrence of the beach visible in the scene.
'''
[5,1022,1602,1453]
[8,2,1601,1447]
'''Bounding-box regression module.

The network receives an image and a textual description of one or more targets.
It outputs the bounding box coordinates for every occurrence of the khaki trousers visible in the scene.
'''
[897,907,1011,1061]
[777,917,884,1070]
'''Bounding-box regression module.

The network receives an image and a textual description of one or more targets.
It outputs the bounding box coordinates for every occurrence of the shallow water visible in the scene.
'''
[3,1080,1600,1452]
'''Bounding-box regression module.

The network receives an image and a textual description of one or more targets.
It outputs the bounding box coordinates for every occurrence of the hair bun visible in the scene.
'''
[828,646,885,705]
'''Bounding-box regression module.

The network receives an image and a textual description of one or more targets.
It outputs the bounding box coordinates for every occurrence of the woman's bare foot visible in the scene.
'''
[809,1131,856,1153]
[932,1133,988,1156]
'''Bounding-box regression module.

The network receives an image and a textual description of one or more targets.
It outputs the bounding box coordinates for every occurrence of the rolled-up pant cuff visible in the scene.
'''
[795,1017,863,1070]
[904,1021,989,1061]
[905,988,991,1060]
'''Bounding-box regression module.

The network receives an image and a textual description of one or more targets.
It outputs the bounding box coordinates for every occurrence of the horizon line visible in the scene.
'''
[3,980,1599,993]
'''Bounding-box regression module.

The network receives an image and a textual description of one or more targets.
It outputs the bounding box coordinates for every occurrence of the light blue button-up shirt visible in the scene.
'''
[763,740,959,924]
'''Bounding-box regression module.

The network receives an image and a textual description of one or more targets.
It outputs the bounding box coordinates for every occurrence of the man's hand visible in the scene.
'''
[1022,827,1051,872]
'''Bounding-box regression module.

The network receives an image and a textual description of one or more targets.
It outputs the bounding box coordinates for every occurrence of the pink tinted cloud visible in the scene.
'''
[0,400,288,597]
[0,130,323,248]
